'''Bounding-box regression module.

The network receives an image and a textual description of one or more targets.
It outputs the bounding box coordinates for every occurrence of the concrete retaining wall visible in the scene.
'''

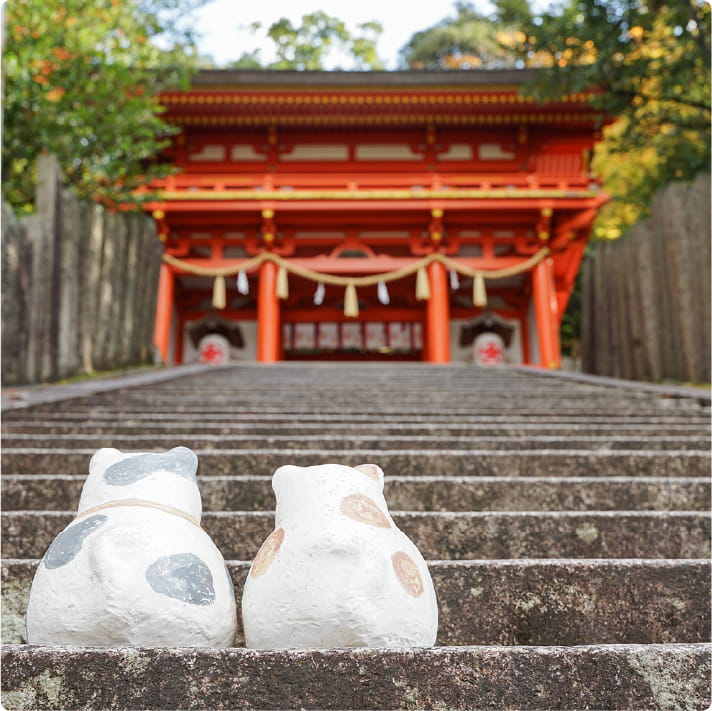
[1,155,164,386]
[581,173,711,384]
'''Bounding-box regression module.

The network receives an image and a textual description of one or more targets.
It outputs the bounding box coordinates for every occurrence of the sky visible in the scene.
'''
[192,0,469,69]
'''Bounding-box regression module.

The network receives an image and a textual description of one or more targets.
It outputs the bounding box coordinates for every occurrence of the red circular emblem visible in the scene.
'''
[199,342,226,365]
[476,341,504,365]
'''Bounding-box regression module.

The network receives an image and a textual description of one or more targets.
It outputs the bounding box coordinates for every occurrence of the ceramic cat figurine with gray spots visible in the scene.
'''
[242,463,438,648]
[25,447,237,647]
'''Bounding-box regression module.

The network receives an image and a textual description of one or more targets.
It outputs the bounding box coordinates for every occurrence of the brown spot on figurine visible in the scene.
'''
[354,463,382,481]
[392,551,425,597]
[251,528,285,579]
[340,494,390,528]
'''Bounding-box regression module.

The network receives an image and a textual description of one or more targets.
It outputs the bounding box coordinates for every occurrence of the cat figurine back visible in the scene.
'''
[242,462,438,648]
[26,446,237,647]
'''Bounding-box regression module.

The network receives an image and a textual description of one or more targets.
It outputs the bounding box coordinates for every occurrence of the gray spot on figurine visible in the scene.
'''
[104,448,197,486]
[43,515,108,569]
[145,552,216,605]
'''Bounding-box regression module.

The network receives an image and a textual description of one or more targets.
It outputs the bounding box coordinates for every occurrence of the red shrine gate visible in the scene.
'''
[143,69,608,366]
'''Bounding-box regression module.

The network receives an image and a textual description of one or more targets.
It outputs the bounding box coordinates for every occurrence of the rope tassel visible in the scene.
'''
[276,266,289,300]
[473,272,487,307]
[415,267,430,301]
[212,275,227,309]
[344,282,359,318]
[449,268,460,290]
[377,280,390,305]
[236,270,249,295]
[313,282,325,306]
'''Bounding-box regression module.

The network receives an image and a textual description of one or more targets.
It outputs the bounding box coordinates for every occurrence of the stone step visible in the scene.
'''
[3,510,709,560]
[2,643,710,711]
[3,432,708,451]
[3,559,710,647]
[24,399,708,418]
[3,475,708,512]
[2,448,708,477]
[6,410,709,427]
[4,418,711,438]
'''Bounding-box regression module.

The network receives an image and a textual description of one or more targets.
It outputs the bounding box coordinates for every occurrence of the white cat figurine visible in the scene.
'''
[25,447,237,647]
[242,462,438,648]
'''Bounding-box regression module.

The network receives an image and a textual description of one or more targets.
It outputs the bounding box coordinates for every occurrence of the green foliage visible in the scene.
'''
[2,0,205,214]
[230,12,385,70]
[399,1,520,69]
[495,0,711,237]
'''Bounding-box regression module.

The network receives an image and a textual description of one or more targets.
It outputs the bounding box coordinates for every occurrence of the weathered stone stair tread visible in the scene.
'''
[3,559,710,646]
[1,643,710,711]
[4,419,710,438]
[35,382,704,401]
[3,448,708,477]
[3,432,708,451]
[6,411,709,427]
[4,510,709,560]
[3,475,708,512]
[18,400,707,418]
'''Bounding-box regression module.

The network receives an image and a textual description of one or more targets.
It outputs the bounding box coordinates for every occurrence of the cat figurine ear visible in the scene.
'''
[26,447,237,647]
[242,462,438,649]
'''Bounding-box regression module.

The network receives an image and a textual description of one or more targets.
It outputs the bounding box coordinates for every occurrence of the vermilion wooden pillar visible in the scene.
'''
[153,263,174,364]
[257,260,281,362]
[425,261,451,363]
[532,257,561,369]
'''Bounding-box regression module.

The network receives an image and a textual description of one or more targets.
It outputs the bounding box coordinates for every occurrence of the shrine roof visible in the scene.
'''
[188,69,542,90]
[161,69,604,128]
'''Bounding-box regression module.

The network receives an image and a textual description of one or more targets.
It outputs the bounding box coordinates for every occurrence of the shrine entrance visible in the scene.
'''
[144,69,607,366]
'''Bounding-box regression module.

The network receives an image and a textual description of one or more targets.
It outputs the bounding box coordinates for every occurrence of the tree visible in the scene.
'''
[399,2,520,69]
[2,0,207,214]
[495,0,711,237]
[230,12,385,71]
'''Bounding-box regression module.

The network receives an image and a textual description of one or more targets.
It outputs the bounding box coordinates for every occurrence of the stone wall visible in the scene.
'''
[581,172,711,383]
[2,154,164,386]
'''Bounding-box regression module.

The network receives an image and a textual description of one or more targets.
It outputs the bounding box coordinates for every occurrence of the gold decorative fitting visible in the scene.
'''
[431,209,443,218]
[152,210,165,220]
[262,209,274,219]
[541,208,553,217]
[263,232,274,243]
[538,231,550,241]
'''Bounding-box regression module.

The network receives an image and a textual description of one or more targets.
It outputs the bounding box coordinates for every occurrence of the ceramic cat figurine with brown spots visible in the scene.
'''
[25,447,237,647]
[242,463,438,648]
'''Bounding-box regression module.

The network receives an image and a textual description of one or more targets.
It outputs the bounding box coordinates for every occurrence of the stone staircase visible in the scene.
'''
[1,362,710,710]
